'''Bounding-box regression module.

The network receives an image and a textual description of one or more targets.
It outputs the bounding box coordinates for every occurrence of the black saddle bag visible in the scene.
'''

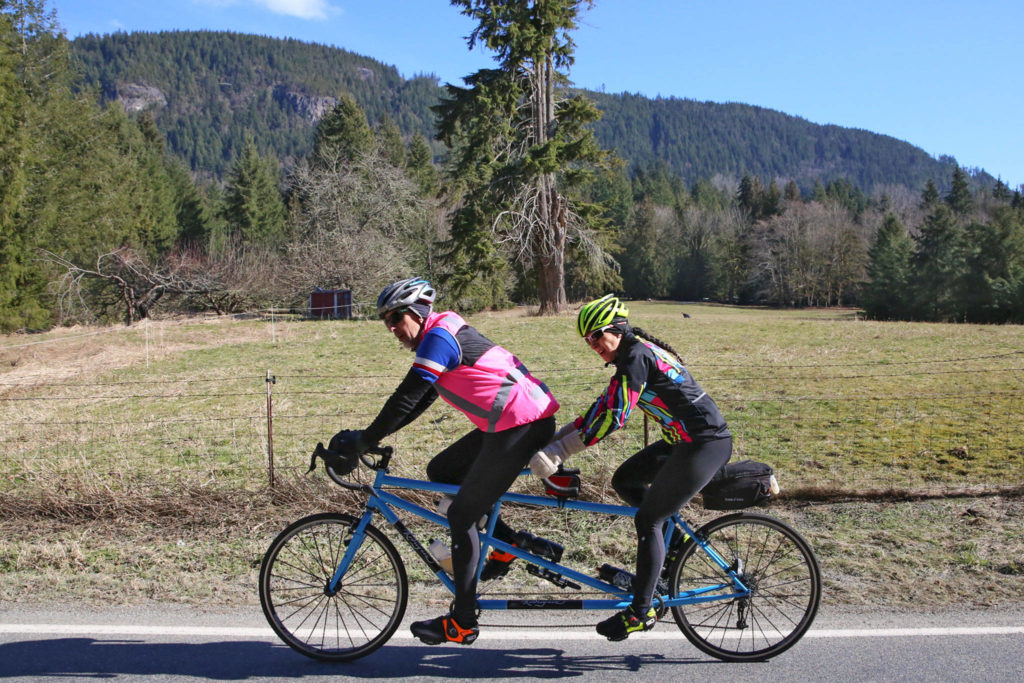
[700,459,775,510]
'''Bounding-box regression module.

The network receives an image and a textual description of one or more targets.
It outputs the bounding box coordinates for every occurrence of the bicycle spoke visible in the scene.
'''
[670,514,820,662]
[260,514,407,662]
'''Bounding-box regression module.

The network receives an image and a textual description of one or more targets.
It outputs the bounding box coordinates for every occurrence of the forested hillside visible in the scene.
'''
[69,30,985,192]
[5,12,1021,333]
[70,31,443,177]
[589,92,975,192]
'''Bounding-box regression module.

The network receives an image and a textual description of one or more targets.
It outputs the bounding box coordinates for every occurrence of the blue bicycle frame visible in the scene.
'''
[330,465,751,611]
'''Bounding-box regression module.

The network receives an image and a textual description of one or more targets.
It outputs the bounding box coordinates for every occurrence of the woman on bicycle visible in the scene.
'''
[530,294,732,641]
[333,277,561,646]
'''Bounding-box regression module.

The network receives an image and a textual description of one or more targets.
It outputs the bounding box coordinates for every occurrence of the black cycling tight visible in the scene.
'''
[612,436,733,613]
[426,416,556,625]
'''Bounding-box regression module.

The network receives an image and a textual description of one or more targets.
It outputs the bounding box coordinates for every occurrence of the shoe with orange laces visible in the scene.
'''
[410,613,480,645]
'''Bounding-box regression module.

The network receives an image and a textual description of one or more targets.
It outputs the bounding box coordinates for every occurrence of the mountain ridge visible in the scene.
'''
[69,29,988,192]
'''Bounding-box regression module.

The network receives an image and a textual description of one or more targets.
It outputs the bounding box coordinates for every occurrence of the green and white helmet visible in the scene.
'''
[576,294,630,338]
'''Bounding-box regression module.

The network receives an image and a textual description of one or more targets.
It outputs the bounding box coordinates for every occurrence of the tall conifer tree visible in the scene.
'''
[911,205,966,321]
[435,0,608,313]
[313,94,374,166]
[222,137,286,245]
[863,213,913,319]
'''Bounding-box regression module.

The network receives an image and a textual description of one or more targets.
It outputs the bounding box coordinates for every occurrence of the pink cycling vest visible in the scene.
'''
[422,311,559,432]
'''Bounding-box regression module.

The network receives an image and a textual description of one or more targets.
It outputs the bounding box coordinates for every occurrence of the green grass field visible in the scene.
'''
[1,303,1022,608]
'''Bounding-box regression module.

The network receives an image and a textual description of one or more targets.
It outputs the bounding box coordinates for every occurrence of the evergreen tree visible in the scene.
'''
[405,134,438,196]
[945,166,973,216]
[690,177,730,210]
[1,0,76,329]
[910,205,966,320]
[961,208,1024,322]
[375,112,406,168]
[783,180,801,202]
[862,213,913,319]
[764,180,782,218]
[1,10,27,327]
[737,175,763,219]
[920,179,940,209]
[824,178,867,218]
[992,179,1011,202]
[632,161,686,207]
[435,0,608,313]
[129,111,181,257]
[619,200,672,298]
[221,136,286,245]
[168,160,214,246]
[313,93,374,165]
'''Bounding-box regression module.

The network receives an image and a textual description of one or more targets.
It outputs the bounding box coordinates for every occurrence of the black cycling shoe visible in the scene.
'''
[596,605,658,642]
[480,548,517,581]
[480,530,563,581]
[410,613,479,645]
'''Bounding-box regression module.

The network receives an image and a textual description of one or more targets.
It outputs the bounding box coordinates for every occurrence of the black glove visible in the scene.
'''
[329,429,368,456]
[308,441,359,478]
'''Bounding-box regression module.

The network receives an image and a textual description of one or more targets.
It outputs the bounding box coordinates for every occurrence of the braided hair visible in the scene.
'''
[629,326,686,366]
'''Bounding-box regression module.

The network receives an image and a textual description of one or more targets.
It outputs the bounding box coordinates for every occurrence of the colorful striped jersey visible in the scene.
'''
[574,337,730,446]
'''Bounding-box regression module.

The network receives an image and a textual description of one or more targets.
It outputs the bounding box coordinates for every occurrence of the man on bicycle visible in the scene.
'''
[332,277,561,645]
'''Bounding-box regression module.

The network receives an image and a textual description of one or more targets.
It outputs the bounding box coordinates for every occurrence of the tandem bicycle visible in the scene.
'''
[259,443,821,663]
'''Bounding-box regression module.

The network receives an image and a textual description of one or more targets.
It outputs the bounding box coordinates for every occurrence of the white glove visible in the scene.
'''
[530,425,586,479]
[529,449,562,479]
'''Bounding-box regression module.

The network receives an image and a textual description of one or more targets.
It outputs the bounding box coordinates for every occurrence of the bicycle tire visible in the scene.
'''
[259,512,408,661]
[668,512,820,662]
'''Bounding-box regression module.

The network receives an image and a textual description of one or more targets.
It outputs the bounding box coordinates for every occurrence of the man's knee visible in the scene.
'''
[446,499,478,533]
[612,470,645,507]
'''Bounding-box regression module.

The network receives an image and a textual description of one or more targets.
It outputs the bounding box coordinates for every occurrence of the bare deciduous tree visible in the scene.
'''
[42,244,282,325]
[283,149,440,309]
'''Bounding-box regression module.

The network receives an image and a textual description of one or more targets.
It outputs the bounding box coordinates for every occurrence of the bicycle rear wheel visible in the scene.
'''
[668,512,820,662]
[259,512,408,661]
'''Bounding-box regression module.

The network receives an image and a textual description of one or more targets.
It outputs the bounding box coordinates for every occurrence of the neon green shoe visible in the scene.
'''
[596,605,657,641]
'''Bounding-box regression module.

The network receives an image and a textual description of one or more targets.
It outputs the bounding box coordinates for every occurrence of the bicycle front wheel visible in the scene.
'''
[668,512,820,662]
[259,512,408,661]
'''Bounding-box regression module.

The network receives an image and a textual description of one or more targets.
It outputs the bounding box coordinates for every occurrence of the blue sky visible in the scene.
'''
[50,0,1024,188]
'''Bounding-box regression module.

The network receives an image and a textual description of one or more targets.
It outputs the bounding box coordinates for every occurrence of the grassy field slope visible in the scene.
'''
[1,304,1022,608]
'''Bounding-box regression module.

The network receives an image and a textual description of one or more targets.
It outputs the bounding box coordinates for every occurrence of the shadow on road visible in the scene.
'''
[0,637,711,678]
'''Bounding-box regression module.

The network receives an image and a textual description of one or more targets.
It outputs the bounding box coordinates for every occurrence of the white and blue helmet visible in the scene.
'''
[376,278,436,319]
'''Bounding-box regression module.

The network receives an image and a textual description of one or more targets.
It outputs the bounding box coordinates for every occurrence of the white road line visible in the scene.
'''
[1,624,1023,639]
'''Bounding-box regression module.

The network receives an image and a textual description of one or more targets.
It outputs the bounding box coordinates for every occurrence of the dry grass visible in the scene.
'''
[1,489,1022,609]
[1,304,1023,609]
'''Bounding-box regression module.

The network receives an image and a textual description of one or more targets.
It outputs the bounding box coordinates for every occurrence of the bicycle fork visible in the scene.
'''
[328,499,456,595]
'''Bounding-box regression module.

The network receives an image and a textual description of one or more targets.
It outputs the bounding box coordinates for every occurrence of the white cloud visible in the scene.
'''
[254,0,335,20]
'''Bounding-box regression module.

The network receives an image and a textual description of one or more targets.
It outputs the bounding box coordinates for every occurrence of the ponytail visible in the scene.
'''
[630,326,685,366]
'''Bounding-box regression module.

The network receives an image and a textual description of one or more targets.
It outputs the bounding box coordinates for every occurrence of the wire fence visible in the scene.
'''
[2,348,1023,501]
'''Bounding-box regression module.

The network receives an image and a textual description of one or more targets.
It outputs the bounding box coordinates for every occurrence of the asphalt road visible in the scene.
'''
[1,604,1022,681]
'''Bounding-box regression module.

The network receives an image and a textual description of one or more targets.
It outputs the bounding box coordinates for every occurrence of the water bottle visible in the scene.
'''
[769,474,781,495]
[597,563,634,590]
[428,539,453,574]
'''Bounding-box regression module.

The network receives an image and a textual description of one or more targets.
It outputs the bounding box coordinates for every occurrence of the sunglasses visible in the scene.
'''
[382,309,408,328]
[585,325,614,344]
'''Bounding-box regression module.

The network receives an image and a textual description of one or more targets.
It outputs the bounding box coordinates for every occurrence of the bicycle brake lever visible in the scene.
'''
[308,442,326,473]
